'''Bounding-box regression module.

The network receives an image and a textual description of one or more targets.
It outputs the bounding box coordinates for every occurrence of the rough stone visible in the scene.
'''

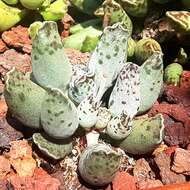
[2,25,32,54]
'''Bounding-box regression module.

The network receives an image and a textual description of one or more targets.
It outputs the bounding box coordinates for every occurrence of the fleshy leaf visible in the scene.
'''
[40,88,78,139]
[119,114,164,155]
[87,22,129,102]
[4,68,45,129]
[137,52,163,115]
[164,63,183,86]
[109,63,140,117]
[95,107,112,130]
[33,133,72,160]
[77,94,99,129]
[107,63,141,140]
[78,143,121,186]
[69,64,96,105]
[32,21,72,92]
[106,114,131,140]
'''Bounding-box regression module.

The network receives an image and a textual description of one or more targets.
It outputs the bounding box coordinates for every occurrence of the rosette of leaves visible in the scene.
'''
[4,21,79,159]
[78,143,121,186]
[77,22,129,129]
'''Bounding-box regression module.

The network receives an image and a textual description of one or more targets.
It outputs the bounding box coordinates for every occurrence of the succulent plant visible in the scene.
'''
[95,0,133,35]
[78,143,121,186]
[77,23,129,129]
[39,0,68,21]
[88,22,129,102]
[166,11,190,34]
[134,38,162,65]
[164,63,183,86]
[41,88,79,139]
[19,0,46,9]
[63,26,102,51]
[33,133,73,160]
[70,0,103,15]
[81,35,100,53]
[0,0,25,32]
[2,0,18,5]
[117,0,149,18]
[119,114,164,154]
[4,68,46,129]
[138,52,163,115]
[32,21,72,92]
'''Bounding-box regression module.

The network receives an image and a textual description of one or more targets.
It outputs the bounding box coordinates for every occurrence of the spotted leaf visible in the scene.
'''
[138,52,163,114]
[40,88,78,139]
[32,21,72,92]
[4,68,45,129]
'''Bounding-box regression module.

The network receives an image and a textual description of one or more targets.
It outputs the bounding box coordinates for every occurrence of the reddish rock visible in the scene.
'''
[9,168,61,190]
[0,179,9,190]
[0,49,31,76]
[2,25,32,54]
[180,71,190,88]
[154,151,186,185]
[106,172,137,190]
[0,99,7,118]
[138,179,163,189]
[171,148,190,175]
[134,158,155,182]
[163,85,190,114]
[0,118,23,149]
[61,14,74,38]
[0,39,8,53]
[64,48,90,64]
[0,156,11,179]
[149,103,190,147]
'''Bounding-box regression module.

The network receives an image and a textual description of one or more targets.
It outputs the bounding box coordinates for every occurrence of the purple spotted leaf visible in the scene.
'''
[109,63,140,117]
[77,93,100,129]
[107,63,140,140]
